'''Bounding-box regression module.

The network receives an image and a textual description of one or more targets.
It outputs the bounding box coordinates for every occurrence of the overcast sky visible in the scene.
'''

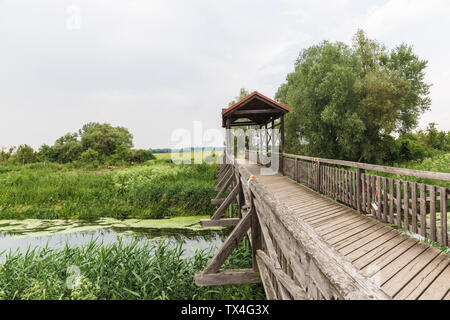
[1,0,449,149]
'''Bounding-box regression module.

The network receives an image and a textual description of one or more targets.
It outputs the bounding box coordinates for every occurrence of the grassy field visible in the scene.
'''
[0,239,265,300]
[0,161,218,220]
[154,151,220,163]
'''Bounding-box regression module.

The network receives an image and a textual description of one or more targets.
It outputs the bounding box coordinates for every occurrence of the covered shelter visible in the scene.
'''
[221,91,290,164]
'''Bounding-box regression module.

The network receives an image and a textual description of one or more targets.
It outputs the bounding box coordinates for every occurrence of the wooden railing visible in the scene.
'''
[245,150,450,247]
[197,152,389,299]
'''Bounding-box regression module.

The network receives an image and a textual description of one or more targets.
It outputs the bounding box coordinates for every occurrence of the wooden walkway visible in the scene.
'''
[242,160,450,300]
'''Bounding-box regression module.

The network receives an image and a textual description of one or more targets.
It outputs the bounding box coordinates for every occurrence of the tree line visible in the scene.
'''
[0,122,155,166]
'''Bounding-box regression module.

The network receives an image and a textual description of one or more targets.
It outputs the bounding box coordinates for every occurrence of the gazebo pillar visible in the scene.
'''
[280,115,285,175]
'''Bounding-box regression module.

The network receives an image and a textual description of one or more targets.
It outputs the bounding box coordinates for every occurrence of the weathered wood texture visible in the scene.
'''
[233,158,390,300]
[280,154,450,247]
[201,153,449,300]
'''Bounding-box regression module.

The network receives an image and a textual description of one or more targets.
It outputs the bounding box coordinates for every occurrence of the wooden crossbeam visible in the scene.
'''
[203,212,252,274]
[256,250,308,300]
[210,183,240,220]
[212,174,234,203]
[195,269,260,286]
[256,259,277,300]
[257,212,281,269]
[217,165,230,180]
[210,198,225,205]
[200,218,240,227]
[218,164,228,175]
[215,167,232,191]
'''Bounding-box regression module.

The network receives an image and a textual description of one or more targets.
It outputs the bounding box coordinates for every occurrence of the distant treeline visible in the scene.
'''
[0,122,155,166]
[150,147,224,154]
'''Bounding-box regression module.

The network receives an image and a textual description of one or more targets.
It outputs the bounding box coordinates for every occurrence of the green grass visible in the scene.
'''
[0,161,219,220]
[0,239,265,300]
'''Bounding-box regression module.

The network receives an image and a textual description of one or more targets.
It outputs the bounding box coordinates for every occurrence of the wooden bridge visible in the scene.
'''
[194,92,450,300]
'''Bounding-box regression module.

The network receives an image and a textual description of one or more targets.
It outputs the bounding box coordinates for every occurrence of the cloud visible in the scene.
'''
[0,0,448,150]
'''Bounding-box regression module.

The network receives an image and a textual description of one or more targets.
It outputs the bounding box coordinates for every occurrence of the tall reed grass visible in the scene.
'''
[0,239,265,300]
[0,161,218,219]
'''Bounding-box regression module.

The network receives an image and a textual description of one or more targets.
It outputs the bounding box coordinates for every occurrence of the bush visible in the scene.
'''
[80,148,99,163]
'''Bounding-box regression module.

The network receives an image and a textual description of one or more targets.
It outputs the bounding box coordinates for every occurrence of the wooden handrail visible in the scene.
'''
[244,150,450,181]
[280,152,450,181]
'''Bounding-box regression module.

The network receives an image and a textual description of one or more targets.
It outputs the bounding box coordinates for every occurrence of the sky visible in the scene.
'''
[0,0,449,149]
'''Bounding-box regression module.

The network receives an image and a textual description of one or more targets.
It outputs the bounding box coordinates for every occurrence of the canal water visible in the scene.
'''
[0,216,229,260]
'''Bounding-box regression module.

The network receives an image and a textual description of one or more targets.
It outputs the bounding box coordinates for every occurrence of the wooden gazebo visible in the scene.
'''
[221,91,290,165]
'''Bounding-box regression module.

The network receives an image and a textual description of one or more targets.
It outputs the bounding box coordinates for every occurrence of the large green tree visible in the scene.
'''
[275,30,431,163]
[79,122,133,156]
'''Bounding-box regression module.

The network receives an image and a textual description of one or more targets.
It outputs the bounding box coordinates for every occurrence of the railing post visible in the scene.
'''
[316,160,321,193]
[356,167,364,213]
[280,154,284,175]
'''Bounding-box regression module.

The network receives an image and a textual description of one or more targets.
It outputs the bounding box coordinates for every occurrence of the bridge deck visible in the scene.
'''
[242,160,450,300]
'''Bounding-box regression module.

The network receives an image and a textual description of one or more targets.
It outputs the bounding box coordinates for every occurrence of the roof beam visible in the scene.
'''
[230,109,281,115]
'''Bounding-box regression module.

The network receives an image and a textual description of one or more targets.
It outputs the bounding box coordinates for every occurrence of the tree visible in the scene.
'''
[130,149,155,163]
[36,144,56,163]
[79,122,133,157]
[228,88,251,106]
[53,133,83,163]
[14,145,35,165]
[275,30,431,163]
[0,147,15,163]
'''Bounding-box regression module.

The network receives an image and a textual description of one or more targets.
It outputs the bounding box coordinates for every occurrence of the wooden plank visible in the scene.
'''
[195,269,261,286]
[366,175,371,214]
[257,212,281,269]
[211,198,225,205]
[214,173,234,201]
[395,253,449,300]
[250,201,262,272]
[362,242,427,282]
[256,250,308,300]
[419,183,427,237]
[303,207,351,224]
[375,176,381,219]
[292,201,338,213]
[255,257,277,300]
[357,237,419,274]
[418,264,450,300]
[210,183,240,220]
[322,219,373,241]
[315,215,365,235]
[404,181,410,230]
[361,172,366,213]
[382,177,387,221]
[389,178,394,223]
[200,218,240,227]
[336,225,394,253]
[215,167,232,190]
[411,182,418,234]
[396,181,402,226]
[350,231,406,267]
[381,247,441,297]
[429,185,437,241]
[327,220,377,245]
[440,187,447,246]
[203,213,251,273]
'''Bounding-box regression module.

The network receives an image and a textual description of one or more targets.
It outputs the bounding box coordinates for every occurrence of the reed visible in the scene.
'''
[0,239,265,300]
